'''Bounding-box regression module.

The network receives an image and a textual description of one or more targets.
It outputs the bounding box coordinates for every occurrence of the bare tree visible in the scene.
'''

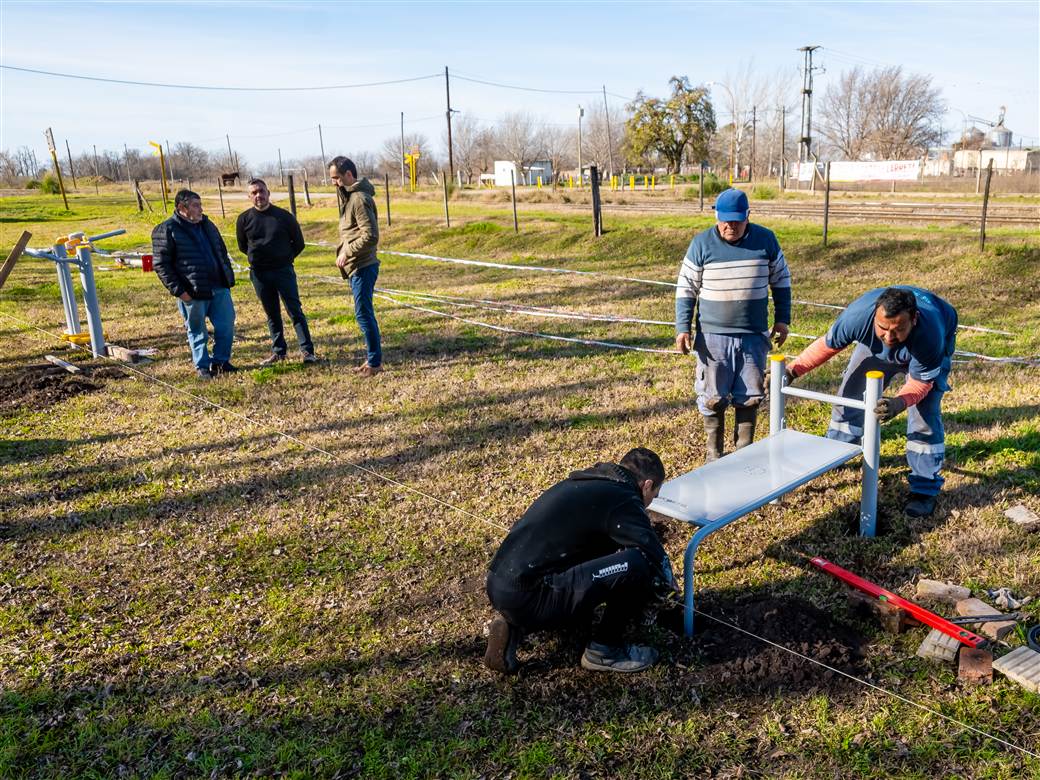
[494,112,541,182]
[819,66,945,160]
[443,113,493,184]
[538,123,576,184]
[583,104,626,175]
[379,132,438,179]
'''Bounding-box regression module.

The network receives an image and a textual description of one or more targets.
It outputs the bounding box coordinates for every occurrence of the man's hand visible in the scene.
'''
[335,255,348,270]
[675,333,692,354]
[770,322,789,348]
[178,292,192,302]
[874,396,907,422]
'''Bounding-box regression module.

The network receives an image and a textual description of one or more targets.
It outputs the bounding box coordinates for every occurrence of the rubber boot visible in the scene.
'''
[703,412,725,462]
[734,405,758,449]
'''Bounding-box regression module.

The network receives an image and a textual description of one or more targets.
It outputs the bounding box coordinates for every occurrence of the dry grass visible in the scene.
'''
[0,192,1038,778]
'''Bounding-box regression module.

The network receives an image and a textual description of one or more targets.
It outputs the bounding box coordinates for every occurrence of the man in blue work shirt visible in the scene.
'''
[675,188,792,461]
[786,286,957,518]
[152,190,237,380]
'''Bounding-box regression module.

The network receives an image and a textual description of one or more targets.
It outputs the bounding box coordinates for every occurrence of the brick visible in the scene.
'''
[992,646,1040,693]
[954,598,1016,641]
[958,648,993,684]
[1004,504,1040,532]
[916,629,960,663]
[915,579,971,604]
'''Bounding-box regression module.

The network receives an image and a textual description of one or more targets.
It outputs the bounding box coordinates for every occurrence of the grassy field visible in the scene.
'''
[1,190,1038,778]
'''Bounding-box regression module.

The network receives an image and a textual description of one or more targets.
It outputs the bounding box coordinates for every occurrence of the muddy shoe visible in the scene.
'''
[260,353,286,366]
[904,493,937,518]
[581,641,659,673]
[484,617,521,674]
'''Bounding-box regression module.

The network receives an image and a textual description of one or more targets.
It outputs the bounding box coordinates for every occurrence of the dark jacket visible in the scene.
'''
[235,204,305,271]
[488,463,667,586]
[151,212,235,299]
[335,177,379,277]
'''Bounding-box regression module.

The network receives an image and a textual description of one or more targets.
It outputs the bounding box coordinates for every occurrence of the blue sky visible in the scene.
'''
[2,0,1037,167]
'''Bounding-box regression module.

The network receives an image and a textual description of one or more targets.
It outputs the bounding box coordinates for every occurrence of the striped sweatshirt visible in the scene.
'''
[675,223,792,335]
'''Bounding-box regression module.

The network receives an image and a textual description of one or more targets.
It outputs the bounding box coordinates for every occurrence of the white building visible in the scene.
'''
[493,160,555,187]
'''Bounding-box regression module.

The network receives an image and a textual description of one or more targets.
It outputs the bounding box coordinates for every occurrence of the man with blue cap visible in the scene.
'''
[674,188,792,461]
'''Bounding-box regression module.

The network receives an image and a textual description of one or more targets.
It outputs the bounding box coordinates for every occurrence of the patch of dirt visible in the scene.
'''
[687,595,865,692]
[0,363,126,413]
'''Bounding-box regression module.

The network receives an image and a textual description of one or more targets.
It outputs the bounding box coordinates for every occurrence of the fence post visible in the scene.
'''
[134,179,143,212]
[384,172,391,227]
[216,178,225,219]
[303,174,312,207]
[979,159,994,251]
[699,163,705,212]
[590,165,603,237]
[822,161,832,247]
[510,169,518,233]
[287,174,297,217]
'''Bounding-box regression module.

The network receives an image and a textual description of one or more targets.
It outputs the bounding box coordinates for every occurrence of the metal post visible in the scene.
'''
[442,171,451,227]
[287,174,297,217]
[165,139,175,181]
[53,243,80,336]
[577,105,584,188]
[979,159,994,250]
[769,353,786,436]
[318,124,327,185]
[65,139,78,190]
[75,246,106,358]
[216,177,225,218]
[779,106,786,190]
[384,172,391,226]
[278,148,284,186]
[602,85,614,180]
[822,161,832,246]
[859,370,883,537]
[510,169,518,233]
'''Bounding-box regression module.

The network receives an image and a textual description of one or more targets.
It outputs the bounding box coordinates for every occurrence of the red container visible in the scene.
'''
[142,254,153,272]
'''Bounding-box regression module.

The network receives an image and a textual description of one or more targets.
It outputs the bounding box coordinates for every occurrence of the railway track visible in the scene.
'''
[555,200,1040,226]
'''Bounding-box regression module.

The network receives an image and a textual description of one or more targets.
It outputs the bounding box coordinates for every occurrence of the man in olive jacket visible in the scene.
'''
[329,156,382,377]
[151,189,237,380]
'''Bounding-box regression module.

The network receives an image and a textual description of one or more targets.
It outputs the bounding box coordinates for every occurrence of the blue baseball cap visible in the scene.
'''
[714,188,749,221]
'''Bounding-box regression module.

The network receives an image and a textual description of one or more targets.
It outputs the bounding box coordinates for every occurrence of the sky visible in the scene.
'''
[1,0,1038,169]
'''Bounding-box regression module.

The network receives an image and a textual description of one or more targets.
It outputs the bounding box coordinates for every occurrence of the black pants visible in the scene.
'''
[486,548,653,646]
[250,264,314,356]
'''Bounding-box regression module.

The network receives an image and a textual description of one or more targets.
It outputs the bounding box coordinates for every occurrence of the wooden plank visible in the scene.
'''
[0,230,31,292]
[44,354,81,374]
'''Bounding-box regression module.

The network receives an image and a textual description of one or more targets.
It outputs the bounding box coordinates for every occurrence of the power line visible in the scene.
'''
[451,71,604,95]
[0,64,442,92]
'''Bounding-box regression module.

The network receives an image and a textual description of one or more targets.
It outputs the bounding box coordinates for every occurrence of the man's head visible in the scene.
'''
[247,178,271,211]
[873,287,919,347]
[329,156,357,188]
[714,188,749,242]
[619,447,666,507]
[174,189,203,223]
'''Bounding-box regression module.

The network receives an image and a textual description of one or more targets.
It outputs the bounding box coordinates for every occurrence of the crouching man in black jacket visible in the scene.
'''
[485,448,676,675]
[152,189,237,380]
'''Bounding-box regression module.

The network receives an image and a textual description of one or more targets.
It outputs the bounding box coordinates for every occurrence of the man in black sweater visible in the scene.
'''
[236,178,317,364]
[484,448,676,675]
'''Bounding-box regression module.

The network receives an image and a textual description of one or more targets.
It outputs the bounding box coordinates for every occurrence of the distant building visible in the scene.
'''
[493,160,554,187]
[953,148,1039,173]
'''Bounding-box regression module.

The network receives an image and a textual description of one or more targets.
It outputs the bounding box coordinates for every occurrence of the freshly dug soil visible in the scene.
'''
[688,595,865,692]
[0,363,125,413]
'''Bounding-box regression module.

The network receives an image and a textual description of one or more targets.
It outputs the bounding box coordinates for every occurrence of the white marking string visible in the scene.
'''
[0,311,510,534]
[2,311,1036,760]
[693,609,1039,760]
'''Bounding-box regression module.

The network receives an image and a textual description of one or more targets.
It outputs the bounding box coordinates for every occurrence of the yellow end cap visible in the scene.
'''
[769,353,786,362]
[866,370,884,379]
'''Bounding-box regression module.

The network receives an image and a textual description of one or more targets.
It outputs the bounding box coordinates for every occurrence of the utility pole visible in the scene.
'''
[65,139,78,190]
[444,66,455,181]
[124,143,132,183]
[750,106,757,182]
[278,148,284,186]
[577,105,584,186]
[779,105,786,189]
[400,112,406,188]
[226,134,234,169]
[602,85,614,179]
[92,144,100,194]
[318,124,327,185]
[797,45,821,186]
[165,139,175,181]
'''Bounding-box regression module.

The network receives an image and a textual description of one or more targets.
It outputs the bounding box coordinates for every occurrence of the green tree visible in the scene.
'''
[624,76,716,173]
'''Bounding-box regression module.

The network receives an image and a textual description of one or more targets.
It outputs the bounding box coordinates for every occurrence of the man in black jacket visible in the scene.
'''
[236,178,317,365]
[152,190,237,380]
[484,448,675,675]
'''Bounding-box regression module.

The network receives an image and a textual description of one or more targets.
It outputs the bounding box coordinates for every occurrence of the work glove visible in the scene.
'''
[874,396,907,423]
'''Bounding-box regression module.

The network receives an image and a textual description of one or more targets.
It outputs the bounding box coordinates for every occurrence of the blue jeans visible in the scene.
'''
[250,265,313,356]
[693,331,770,415]
[176,287,235,370]
[350,263,382,367]
[825,342,950,496]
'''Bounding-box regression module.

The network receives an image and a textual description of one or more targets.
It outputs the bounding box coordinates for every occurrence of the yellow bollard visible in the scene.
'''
[537,176,542,189]
[629,175,635,189]
[568,175,573,189]
[670,174,675,190]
